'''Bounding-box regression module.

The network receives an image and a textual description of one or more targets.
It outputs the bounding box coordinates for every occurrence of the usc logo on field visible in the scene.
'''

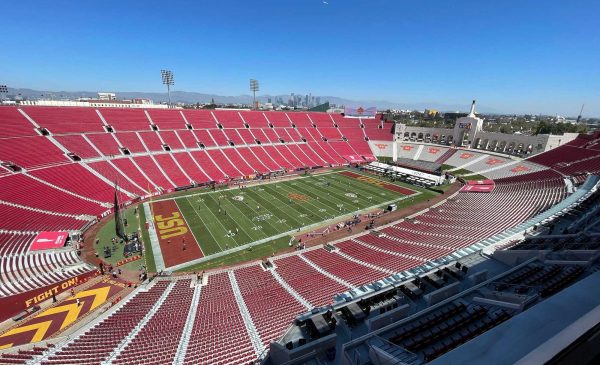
[154,212,188,239]
[287,193,310,202]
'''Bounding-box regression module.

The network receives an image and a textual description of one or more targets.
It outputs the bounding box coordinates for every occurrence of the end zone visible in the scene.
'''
[147,199,203,269]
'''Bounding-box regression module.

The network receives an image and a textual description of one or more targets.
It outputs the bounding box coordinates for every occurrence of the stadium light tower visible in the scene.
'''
[250,79,259,110]
[161,70,174,108]
[0,85,8,100]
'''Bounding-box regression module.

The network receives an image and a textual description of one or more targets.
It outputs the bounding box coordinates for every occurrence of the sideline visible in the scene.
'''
[143,202,166,271]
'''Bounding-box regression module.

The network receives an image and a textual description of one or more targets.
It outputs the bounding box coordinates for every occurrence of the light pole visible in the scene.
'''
[161,70,174,107]
[0,85,7,101]
[250,79,259,110]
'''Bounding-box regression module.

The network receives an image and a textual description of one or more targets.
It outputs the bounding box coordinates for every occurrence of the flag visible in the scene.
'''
[114,187,126,241]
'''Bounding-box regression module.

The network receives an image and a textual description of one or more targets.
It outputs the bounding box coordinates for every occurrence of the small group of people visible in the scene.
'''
[167,237,187,251]
[139,270,148,281]
[98,261,121,278]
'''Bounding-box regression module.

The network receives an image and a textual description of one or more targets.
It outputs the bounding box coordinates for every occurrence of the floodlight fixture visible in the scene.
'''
[250,79,259,109]
[161,70,175,107]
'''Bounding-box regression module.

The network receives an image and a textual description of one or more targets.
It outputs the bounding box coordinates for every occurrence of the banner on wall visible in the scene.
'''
[344,106,377,117]
[343,155,365,163]
[29,231,68,251]
[467,179,495,185]
[460,184,495,193]
[0,270,98,322]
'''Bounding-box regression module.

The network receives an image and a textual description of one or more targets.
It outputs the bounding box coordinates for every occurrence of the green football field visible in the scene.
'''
[143,169,439,271]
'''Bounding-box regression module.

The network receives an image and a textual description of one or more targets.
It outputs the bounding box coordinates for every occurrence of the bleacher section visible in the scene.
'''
[3,107,600,365]
[0,249,93,297]
[0,108,36,138]
[0,203,89,231]
[1,108,367,234]
[234,265,306,347]
[22,107,106,134]
[183,273,256,365]
[362,117,394,141]
[0,136,69,169]
[41,281,170,365]
[273,255,349,308]
[266,224,600,365]
[419,146,450,162]
[7,166,599,364]
[112,280,194,365]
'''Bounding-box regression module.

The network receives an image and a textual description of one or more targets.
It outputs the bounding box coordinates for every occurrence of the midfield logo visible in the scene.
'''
[287,193,310,202]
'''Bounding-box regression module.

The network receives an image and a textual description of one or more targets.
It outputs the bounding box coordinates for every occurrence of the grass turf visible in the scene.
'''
[93,205,144,271]
[178,236,292,272]
[141,169,439,271]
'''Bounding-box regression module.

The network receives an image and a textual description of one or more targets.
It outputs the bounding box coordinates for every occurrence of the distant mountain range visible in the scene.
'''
[6,86,496,114]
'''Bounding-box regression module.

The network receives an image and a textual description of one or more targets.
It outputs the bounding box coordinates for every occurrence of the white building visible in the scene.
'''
[97,92,116,101]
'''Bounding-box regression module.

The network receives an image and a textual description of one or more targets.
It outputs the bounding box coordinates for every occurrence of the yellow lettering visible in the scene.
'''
[356,176,384,187]
[155,212,180,222]
[157,218,184,230]
[160,226,188,239]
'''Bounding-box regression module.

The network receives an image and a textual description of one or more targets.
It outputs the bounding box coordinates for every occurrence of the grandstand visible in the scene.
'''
[1,105,600,365]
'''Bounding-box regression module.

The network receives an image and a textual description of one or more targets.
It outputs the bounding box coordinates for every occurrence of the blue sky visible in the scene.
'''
[1,0,599,116]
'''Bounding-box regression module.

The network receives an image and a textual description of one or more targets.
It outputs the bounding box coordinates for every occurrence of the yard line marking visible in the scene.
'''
[233,190,291,233]
[292,177,374,211]
[206,193,261,243]
[259,184,322,225]
[150,170,341,203]
[275,181,353,219]
[262,183,331,222]
[174,200,204,257]
[185,196,225,252]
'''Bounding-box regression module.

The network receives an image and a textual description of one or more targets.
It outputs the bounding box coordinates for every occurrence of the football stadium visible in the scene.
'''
[1,1,600,365]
